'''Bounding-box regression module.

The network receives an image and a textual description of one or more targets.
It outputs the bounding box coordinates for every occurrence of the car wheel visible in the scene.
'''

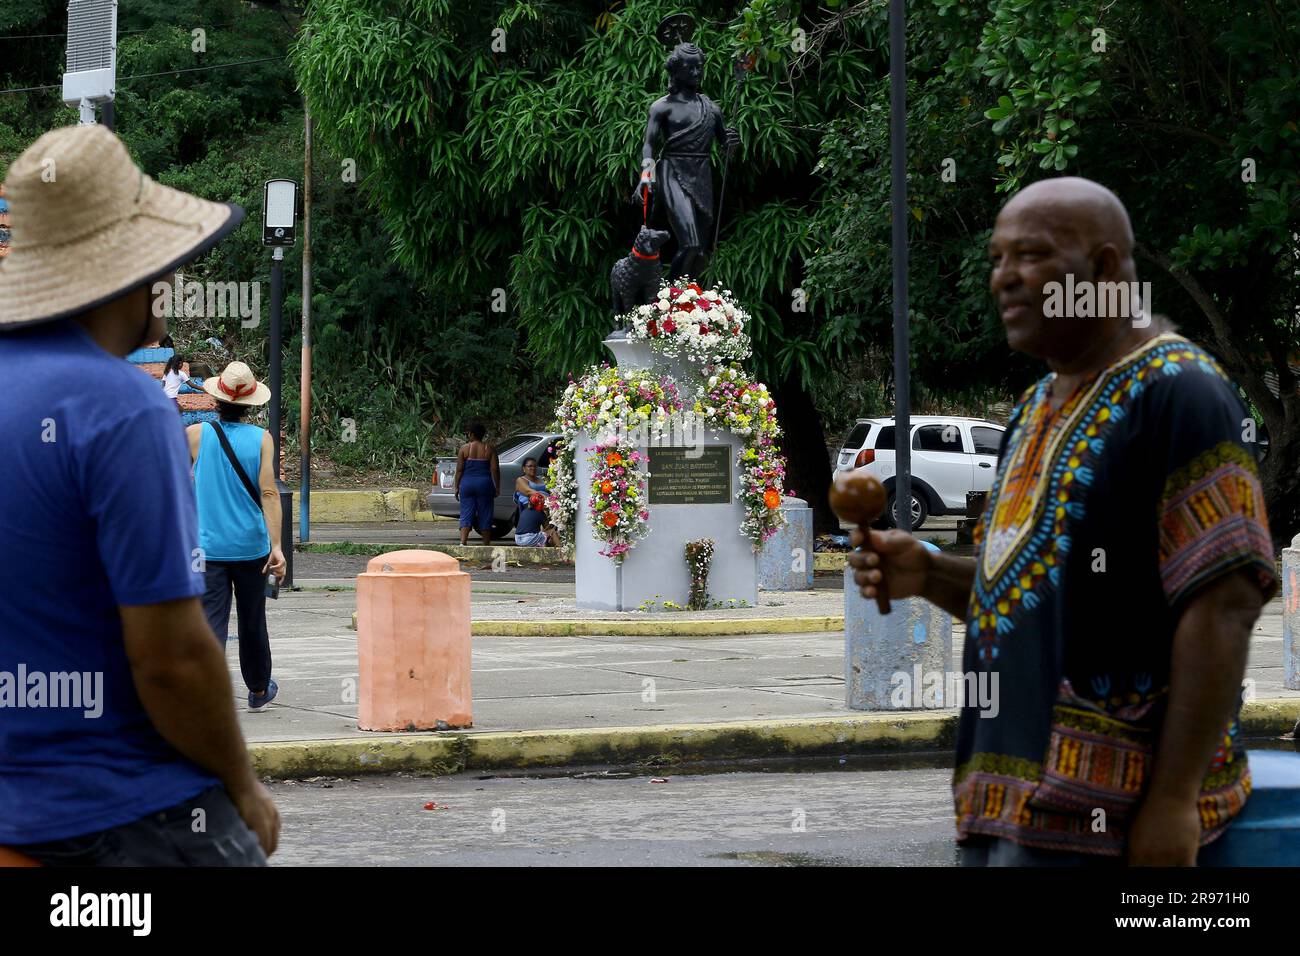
[490,519,514,539]
[886,490,928,531]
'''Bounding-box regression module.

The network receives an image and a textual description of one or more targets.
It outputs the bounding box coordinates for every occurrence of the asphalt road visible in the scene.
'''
[265,762,961,866]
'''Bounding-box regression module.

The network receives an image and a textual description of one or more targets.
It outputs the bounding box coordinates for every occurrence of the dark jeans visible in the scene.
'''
[203,556,272,693]
[18,785,266,867]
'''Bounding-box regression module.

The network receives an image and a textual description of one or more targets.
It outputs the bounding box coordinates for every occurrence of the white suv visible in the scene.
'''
[834,416,1005,529]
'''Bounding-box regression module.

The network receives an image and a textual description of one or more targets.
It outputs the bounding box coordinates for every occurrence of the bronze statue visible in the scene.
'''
[631,42,740,281]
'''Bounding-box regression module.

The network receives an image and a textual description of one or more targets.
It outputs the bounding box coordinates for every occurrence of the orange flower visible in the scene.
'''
[600,480,613,495]
[606,451,623,466]
[763,488,781,509]
[601,510,619,527]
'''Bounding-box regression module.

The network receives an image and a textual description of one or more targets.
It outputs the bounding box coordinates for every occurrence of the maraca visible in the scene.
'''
[828,470,891,614]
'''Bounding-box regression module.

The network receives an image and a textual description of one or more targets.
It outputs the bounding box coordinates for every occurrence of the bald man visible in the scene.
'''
[850,177,1278,866]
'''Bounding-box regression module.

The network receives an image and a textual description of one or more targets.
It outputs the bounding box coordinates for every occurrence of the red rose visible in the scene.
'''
[669,286,682,296]
[663,317,677,333]
[687,283,703,294]
[679,302,695,313]
[699,324,708,334]
[648,319,659,337]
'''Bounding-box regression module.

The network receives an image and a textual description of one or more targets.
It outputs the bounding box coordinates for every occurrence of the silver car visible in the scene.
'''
[427,432,562,537]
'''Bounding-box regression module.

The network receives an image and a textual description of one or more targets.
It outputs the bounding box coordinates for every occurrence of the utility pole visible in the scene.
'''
[263,179,300,587]
[300,109,313,543]
[889,0,913,531]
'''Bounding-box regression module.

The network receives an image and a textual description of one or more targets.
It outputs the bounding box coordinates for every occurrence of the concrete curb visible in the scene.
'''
[247,699,1300,779]
[302,542,568,565]
[346,612,845,635]
[248,712,955,779]
[290,489,447,523]
[469,616,846,636]
[813,552,848,572]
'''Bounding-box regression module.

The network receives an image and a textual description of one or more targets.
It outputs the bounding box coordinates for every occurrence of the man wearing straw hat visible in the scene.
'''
[0,124,278,865]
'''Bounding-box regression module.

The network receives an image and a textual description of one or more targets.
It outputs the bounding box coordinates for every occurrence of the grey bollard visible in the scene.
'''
[1284,542,1298,691]
[758,496,814,591]
[844,541,953,711]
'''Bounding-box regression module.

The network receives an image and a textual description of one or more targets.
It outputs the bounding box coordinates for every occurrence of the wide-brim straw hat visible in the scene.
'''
[204,361,270,407]
[0,124,244,329]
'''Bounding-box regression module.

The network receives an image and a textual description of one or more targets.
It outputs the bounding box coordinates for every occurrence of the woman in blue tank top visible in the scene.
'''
[454,422,500,546]
[185,362,286,712]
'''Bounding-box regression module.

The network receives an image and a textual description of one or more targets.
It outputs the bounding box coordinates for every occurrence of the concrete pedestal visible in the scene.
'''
[574,427,757,611]
[844,557,952,711]
[1284,546,1299,691]
[574,331,757,611]
[759,497,813,591]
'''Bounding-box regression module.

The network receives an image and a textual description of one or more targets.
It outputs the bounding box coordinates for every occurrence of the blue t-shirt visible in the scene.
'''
[0,320,218,844]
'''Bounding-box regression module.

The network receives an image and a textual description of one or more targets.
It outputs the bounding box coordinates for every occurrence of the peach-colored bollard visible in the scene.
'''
[355,549,472,731]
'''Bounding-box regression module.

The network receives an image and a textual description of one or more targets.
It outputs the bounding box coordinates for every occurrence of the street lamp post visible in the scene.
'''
[263,178,299,588]
[889,0,913,531]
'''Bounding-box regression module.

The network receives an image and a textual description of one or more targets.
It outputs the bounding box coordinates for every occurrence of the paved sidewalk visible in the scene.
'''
[232,584,1298,746]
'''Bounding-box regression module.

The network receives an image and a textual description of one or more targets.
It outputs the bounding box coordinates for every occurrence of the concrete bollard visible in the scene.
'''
[1284,541,1299,691]
[844,542,953,711]
[356,549,472,731]
[758,496,814,591]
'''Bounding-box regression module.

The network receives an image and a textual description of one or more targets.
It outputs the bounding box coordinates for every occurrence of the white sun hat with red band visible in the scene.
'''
[203,361,270,407]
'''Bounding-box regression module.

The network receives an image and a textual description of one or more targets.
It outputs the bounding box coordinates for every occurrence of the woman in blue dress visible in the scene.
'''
[453,423,500,545]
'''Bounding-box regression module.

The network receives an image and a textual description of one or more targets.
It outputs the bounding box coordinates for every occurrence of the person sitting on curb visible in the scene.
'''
[185,362,287,712]
[0,124,277,865]
[514,488,561,548]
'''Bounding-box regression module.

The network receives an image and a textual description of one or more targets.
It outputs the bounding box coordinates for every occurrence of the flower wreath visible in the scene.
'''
[623,278,752,366]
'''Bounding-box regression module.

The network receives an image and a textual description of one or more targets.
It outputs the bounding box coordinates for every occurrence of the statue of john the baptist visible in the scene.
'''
[630,42,741,281]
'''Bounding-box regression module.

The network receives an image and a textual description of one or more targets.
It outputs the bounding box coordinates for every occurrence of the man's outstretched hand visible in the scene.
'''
[846,528,932,604]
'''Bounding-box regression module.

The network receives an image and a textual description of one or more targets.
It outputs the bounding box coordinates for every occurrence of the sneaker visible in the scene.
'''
[248,678,278,712]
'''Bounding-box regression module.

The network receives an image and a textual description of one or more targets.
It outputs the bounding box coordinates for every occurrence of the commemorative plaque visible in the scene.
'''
[648,446,732,504]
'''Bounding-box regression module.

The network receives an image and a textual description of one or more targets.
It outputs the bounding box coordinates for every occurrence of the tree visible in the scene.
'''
[803,0,1300,546]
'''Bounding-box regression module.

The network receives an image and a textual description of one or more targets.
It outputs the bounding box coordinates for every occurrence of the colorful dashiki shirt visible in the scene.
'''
[954,331,1278,856]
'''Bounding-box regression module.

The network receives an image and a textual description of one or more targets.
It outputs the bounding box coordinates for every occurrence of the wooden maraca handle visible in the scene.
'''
[828,470,892,614]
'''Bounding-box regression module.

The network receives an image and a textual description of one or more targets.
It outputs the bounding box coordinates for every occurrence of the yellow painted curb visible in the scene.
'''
[249,735,465,778]
[290,488,429,523]
[245,700,1300,780]
[814,552,848,572]
[246,713,954,779]
[303,543,567,565]
[469,616,845,636]
[1240,697,1300,736]
[461,713,955,769]
[348,613,844,634]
